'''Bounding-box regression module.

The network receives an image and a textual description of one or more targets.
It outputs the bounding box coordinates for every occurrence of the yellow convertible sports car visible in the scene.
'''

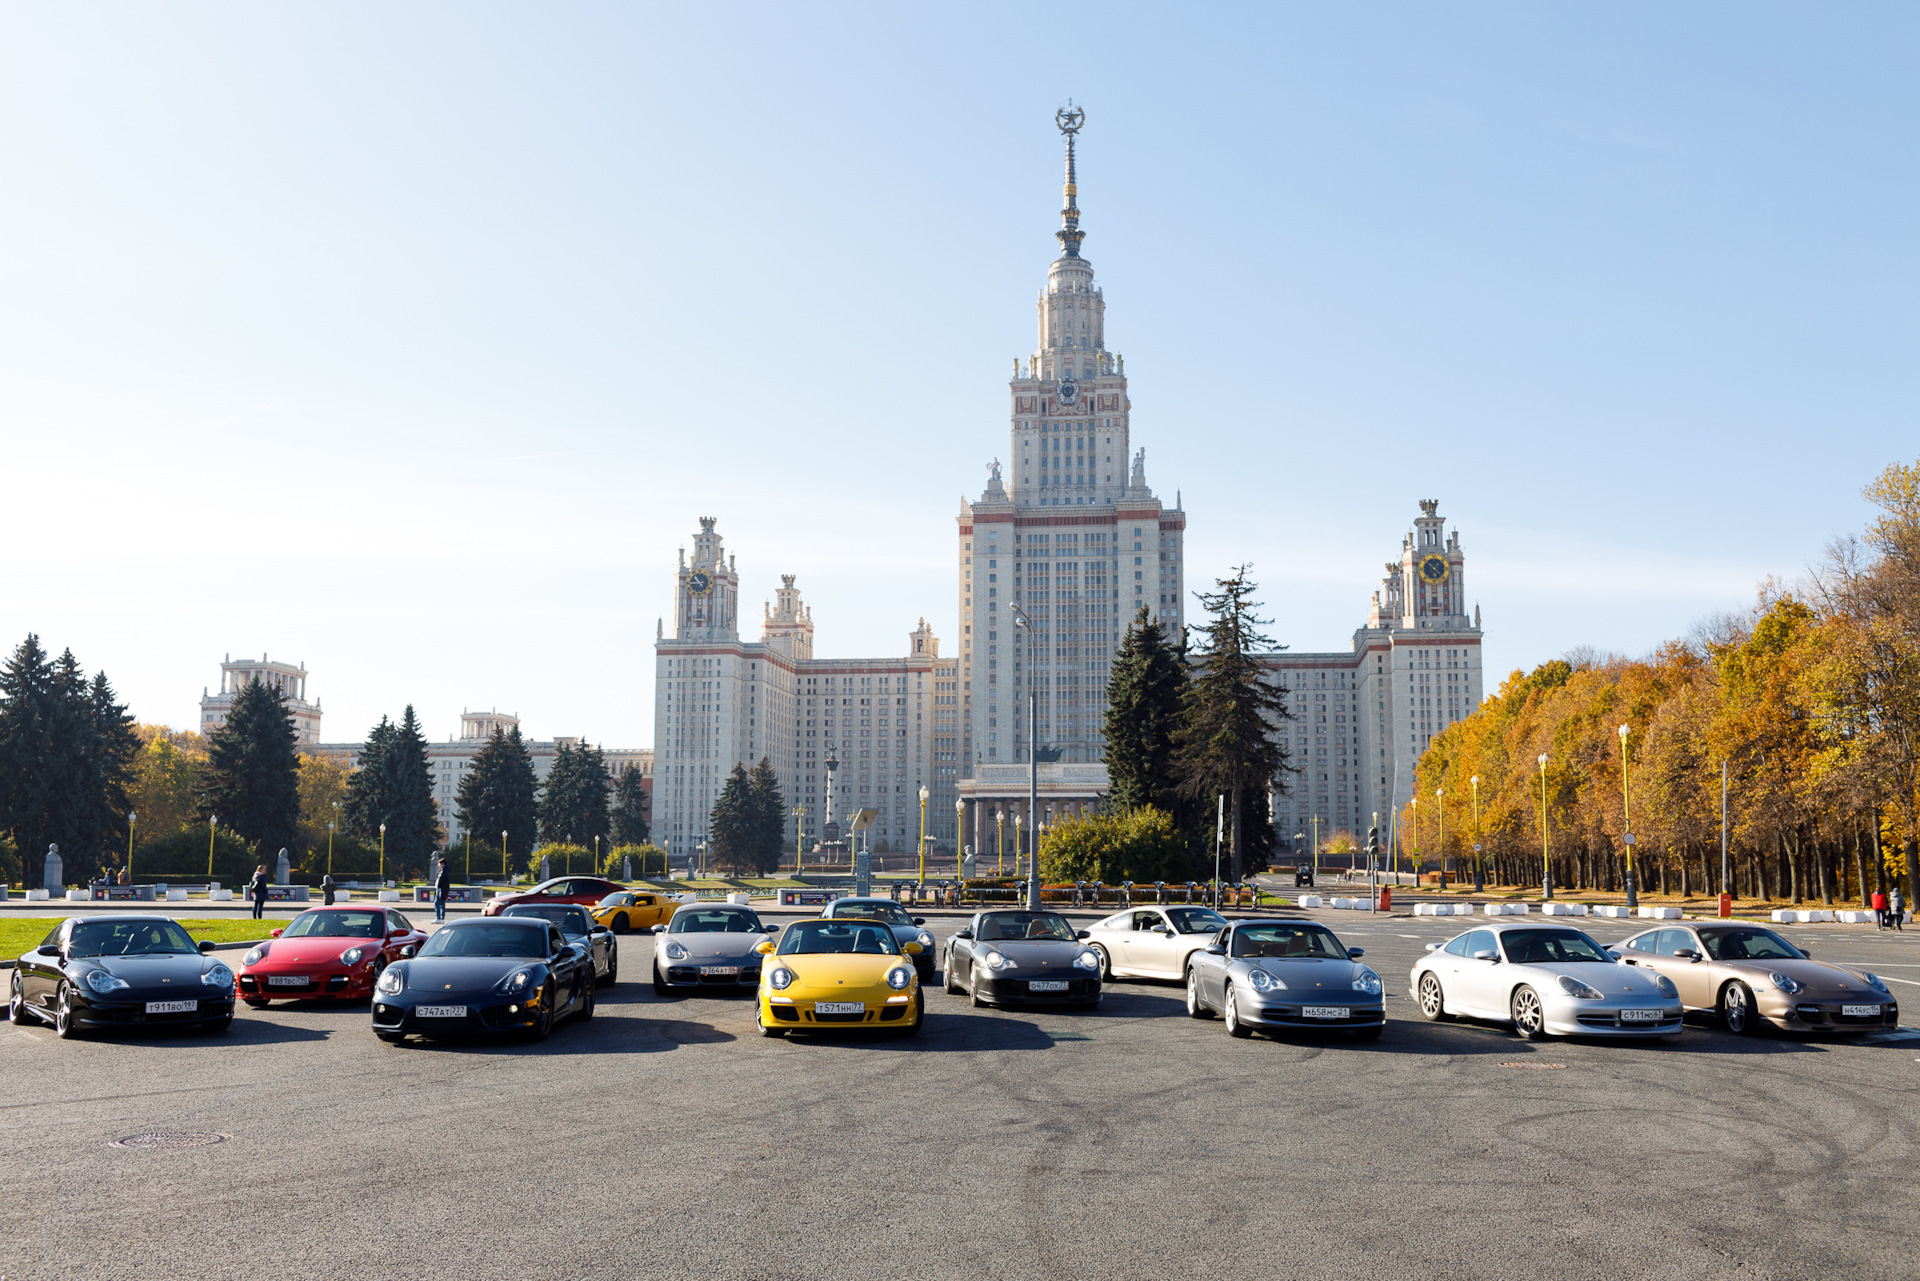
[590,890,676,935]
[755,919,923,1038]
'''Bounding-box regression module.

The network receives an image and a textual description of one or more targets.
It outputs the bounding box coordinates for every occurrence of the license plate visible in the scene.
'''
[1843,1004,1882,1018]
[267,975,308,987]
[415,1005,467,1018]
[145,1000,197,1014]
[1029,980,1070,992]
[1620,1008,1664,1023]
[815,1001,865,1014]
[1302,1006,1349,1019]
[700,966,739,976]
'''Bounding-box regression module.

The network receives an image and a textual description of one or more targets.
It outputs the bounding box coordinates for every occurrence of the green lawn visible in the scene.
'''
[0,916,271,960]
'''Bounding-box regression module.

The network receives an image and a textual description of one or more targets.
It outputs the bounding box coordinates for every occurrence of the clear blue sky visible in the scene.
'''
[2,5,1913,748]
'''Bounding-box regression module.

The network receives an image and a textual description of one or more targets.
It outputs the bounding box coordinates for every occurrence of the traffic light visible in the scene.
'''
[1365,826,1379,860]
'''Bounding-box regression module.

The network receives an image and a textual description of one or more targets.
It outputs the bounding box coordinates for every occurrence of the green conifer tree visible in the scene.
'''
[384,706,439,878]
[707,763,757,875]
[202,677,303,865]
[1103,606,1188,813]
[611,764,651,844]
[747,756,785,874]
[343,717,395,843]
[0,636,84,884]
[455,726,539,873]
[538,741,611,848]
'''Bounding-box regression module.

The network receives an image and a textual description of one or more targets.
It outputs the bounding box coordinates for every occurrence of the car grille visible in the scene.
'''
[1013,978,1093,998]
[1253,1007,1383,1027]
[1574,1011,1682,1029]
[809,1010,869,1023]
[666,966,760,986]
[1820,1004,1897,1025]
[769,1005,799,1022]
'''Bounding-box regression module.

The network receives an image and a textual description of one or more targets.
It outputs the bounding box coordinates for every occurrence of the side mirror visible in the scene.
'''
[912,917,926,926]
[1205,943,1227,956]
[400,945,416,958]
[591,925,609,936]
[754,939,777,955]
[762,925,779,934]
[1800,945,1812,955]
[1424,943,1440,953]
[902,941,924,955]
[1347,947,1365,959]
[650,924,667,935]
[1076,930,1091,940]
[1607,949,1623,960]
[269,928,283,939]
[954,927,974,940]
[198,940,216,953]
[1155,928,1173,937]
[1673,948,1700,961]
[1472,950,1498,962]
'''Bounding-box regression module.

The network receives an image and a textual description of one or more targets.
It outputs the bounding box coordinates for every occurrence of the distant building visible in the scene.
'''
[201,654,322,745]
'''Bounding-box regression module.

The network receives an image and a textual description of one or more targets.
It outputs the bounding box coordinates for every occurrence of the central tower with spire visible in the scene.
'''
[953,106,1187,813]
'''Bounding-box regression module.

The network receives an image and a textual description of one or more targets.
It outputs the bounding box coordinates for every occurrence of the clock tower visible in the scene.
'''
[675,516,738,641]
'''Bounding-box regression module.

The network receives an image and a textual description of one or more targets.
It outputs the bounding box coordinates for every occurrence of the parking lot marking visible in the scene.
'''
[1876,976,1920,986]
[1501,1062,1566,1070]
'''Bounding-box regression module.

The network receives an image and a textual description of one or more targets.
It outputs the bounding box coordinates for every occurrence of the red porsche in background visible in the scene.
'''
[236,906,428,1005]
[481,876,629,916]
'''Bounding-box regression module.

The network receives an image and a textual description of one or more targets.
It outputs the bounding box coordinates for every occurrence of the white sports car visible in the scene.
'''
[1410,922,1683,1040]
[1082,904,1228,982]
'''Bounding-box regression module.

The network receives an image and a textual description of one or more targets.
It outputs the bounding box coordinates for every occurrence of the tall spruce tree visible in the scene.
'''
[1103,606,1188,812]
[86,671,140,875]
[707,763,757,874]
[455,726,539,872]
[384,706,439,877]
[539,740,611,847]
[611,764,651,844]
[202,677,303,865]
[1170,566,1291,881]
[343,716,395,843]
[747,756,785,874]
[0,636,111,883]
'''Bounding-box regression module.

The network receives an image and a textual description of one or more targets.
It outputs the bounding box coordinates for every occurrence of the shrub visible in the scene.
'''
[1038,807,1190,884]
[132,828,264,885]
[604,844,669,880]
[0,832,20,887]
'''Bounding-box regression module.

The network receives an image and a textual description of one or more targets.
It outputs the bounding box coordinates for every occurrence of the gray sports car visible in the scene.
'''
[1184,919,1384,1040]
[943,909,1101,1009]
[651,904,778,996]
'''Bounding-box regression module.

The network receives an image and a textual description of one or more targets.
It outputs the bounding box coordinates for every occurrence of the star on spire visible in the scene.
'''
[1055,102,1086,258]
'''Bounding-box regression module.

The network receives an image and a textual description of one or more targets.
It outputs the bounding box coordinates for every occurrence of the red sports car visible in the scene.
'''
[481,876,629,916]
[236,906,428,1005]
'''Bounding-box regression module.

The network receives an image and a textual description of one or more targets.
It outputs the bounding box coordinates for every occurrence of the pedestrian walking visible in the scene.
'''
[433,857,451,922]
[1871,888,1888,931]
[1892,886,1907,932]
[321,873,336,907]
[249,864,270,920]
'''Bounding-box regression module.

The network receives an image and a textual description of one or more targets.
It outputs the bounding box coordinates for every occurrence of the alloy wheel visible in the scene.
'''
[1418,972,1448,1021]
[1723,982,1757,1035]
[55,983,79,1039]
[1093,945,1113,983]
[1512,985,1547,1040]
[1186,967,1210,1019]
[1225,986,1252,1038]
[7,972,26,1024]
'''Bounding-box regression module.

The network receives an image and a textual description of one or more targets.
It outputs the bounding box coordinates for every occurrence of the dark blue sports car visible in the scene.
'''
[8,915,235,1038]
[371,917,593,1043]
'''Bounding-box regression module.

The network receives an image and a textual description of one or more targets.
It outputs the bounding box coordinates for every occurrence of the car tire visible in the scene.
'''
[243,998,270,1009]
[1721,981,1760,1036]
[895,991,924,1037]
[1224,985,1253,1038]
[613,913,630,935]
[1351,1024,1383,1042]
[1416,972,1452,1022]
[943,954,962,995]
[203,1015,233,1035]
[578,974,596,1022]
[529,985,555,1042]
[376,1031,406,1044]
[756,1004,787,1037]
[7,972,27,1024]
[1091,944,1115,983]
[1511,985,1549,1040]
[603,948,618,988]
[968,966,989,1009]
[652,963,672,999]
[54,982,82,1040]
[1185,965,1212,1019]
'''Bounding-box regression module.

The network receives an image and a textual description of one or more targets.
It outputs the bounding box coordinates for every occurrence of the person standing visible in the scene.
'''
[249,864,270,920]
[433,856,451,923]
[1891,886,1907,933]
[321,873,336,907]
[1871,887,1888,931]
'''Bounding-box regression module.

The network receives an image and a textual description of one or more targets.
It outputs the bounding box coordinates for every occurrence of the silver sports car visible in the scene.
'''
[1411,922,1683,1040]
[650,904,778,996]
[1082,905,1228,982]
[1183,919,1384,1040]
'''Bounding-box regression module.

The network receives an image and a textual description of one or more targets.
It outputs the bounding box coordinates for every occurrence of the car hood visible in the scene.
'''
[245,940,378,969]
[976,939,1087,970]
[659,935,766,963]
[1721,957,1889,997]
[1242,958,1376,993]
[400,956,543,994]
[85,954,223,987]
[775,953,911,993]
[1515,962,1665,998]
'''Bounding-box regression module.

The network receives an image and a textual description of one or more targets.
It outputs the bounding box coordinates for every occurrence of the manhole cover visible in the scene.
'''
[1501,1062,1566,1070]
[110,1131,228,1150]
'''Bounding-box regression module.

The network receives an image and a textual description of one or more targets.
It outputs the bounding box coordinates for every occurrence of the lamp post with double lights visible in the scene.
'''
[996,809,1005,876]
[1013,814,1024,882]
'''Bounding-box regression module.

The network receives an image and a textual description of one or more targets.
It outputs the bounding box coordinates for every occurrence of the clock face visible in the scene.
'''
[1419,555,1450,584]
[1057,379,1078,404]
[687,571,713,596]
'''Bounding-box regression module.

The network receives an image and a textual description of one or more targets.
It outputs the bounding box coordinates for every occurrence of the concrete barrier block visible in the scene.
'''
[1836,910,1874,924]
[1483,903,1510,915]
[1770,909,1794,923]
[378,890,401,902]
[208,889,233,902]
[1540,903,1576,916]
[331,891,350,902]
[1592,905,1632,918]
[24,888,50,901]
[166,889,189,902]
[1646,907,1682,920]
[1298,895,1323,908]
[66,889,89,901]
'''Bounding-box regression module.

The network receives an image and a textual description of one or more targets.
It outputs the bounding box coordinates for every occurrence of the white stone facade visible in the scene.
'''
[201,654,322,746]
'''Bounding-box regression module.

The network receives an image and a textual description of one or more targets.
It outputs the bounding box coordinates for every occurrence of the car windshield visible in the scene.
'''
[1701,928,1802,962]
[599,894,635,907]
[976,912,1076,942]
[419,923,549,959]
[1168,908,1228,935]
[777,921,901,956]
[831,901,913,926]
[1230,924,1346,959]
[1500,929,1612,964]
[501,905,590,937]
[69,920,198,957]
[669,909,761,934]
[282,911,383,939]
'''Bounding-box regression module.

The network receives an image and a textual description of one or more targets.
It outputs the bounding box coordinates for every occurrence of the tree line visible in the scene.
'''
[1412,460,1920,907]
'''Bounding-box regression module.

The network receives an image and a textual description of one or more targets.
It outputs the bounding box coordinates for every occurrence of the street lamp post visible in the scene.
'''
[917,784,930,885]
[1010,602,1040,911]
[1538,753,1553,900]
[793,805,807,875]
[1470,774,1483,892]
[379,823,387,884]
[995,809,1005,877]
[465,830,471,883]
[1619,723,1637,909]
[328,821,336,878]
[1409,796,1418,882]
[126,811,136,884]
[1436,787,1446,886]
[954,798,965,878]
[1013,815,1023,881]
[1310,813,1322,877]
[207,814,217,878]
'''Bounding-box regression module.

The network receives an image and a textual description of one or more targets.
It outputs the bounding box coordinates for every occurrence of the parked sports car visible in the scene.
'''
[1616,922,1897,1034]
[755,919,923,1037]
[371,917,593,1043]
[942,910,1100,1009]
[9,915,235,1038]
[591,890,677,935]
[500,902,618,986]
[1182,919,1384,1039]
[482,876,630,916]
[237,906,428,1005]
[819,897,937,982]
[1083,905,1228,981]
[1411,923,1683,1040]
[651,904,778,996]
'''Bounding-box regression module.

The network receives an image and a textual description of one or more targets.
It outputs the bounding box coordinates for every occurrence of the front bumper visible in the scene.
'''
[73,994,235,1027]
[1760,995,1898,1031]
[973,972,1100,1004]
[1545,1003,1685,1036]
[239,968,373,1000]
[762,992,918,1028]
[661,963,762,990]
[1247,1001,1383,1029]
[371,995,542,1035]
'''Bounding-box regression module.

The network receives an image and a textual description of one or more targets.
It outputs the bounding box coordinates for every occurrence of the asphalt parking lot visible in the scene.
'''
[4,907,1916,1281]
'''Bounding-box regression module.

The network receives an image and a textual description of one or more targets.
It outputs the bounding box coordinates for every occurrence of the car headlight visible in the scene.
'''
[1557,975,1604,1000]
[85,970,130,995]
[917,931,935,949]
[1248,968,1280,993]
[664,940,688,960]
[339,946,366,967]
[375,966,405,995]
[242,946,267,966]
[1352,969,1383,996]
[768,968,794,990]
[886,966,912,990]
[1652,973,1679,999]
[1073,950,1099,972]
[1863,972,1889,992]
[1769,972,1803,994]
[496,967,538,995]
[201,963,234,989]
[985,950,1011,970]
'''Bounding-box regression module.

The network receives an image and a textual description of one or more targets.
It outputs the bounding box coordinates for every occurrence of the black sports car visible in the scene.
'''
[499,903,618,987]
[8,915,235,1038]
[943,909,1102,1009]
[371,917,593,1043]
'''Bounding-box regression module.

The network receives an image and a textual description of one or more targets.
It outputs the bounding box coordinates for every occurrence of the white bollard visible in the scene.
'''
[24,888,50,901]
[208,889,233,902]
[379,890,401,902]
[1483,903,1506,915]
[1298,895,1323,908]
[167,889,189,902]
[66,888,90,902]
[1836,910,1874,924]
[1770,909,1794,923]
[727,892,750,906]
[1541,903,1576,916]
[332,890,351,902]
[1592,905,1632,918]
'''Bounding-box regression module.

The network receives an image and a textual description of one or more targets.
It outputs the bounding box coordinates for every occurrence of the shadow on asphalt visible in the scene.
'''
[384,1014,738,1055]
[765,1010,1058,1052]
[28,1017,336,1047]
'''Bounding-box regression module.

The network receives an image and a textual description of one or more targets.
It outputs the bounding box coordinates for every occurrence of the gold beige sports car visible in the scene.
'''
[755,919,924,1038]
[1616,922,1897,1035]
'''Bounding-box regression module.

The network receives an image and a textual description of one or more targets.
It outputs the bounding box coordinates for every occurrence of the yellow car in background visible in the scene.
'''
[756,919,923,1038]
[590,890,676,935]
